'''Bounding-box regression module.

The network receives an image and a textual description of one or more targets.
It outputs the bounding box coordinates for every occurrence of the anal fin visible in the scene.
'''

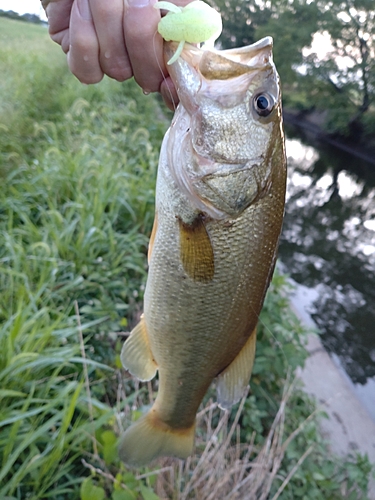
[216,328,257,410]
[179,216,214,283]
[121,315,157,381]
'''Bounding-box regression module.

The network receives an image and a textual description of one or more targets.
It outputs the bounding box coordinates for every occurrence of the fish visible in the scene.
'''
[118,36,286,466]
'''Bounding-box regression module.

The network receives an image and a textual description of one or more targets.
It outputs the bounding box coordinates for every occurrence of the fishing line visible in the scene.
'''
[152,30,177,112]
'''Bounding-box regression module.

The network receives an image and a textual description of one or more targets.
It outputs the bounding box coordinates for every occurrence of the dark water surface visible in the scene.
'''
[279,124,375,419]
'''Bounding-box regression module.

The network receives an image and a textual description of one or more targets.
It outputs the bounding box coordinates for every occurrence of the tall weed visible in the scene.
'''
[0,17,168,497]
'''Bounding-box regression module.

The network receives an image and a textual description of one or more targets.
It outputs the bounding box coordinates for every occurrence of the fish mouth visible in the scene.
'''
[165,37,274,78]
[165,37,277,107]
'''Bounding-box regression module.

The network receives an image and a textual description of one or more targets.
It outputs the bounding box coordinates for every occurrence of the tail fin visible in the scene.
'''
[118,409,195,467]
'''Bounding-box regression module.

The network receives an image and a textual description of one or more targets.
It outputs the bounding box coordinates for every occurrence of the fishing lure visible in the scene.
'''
[154,0,222,64]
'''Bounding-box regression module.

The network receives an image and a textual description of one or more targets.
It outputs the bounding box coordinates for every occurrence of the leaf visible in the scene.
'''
[131,410,143,422]
[0,390,27,399]
[112,490,136,500]
[80,477,106,500]
[312,472,325,481]
[122,472,138,490]
[101,429,118,464]
[120,317,128,327]
[115,354,123,369]
[139,483,160,500]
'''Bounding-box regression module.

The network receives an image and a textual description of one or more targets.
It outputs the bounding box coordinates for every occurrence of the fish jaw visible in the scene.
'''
[164,39,284,220]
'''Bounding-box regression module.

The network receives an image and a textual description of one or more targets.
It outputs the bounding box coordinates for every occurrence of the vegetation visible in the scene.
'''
[0,8,45,24]
[0,16,372,500]
[212,0,375,142]
[302,0,375,139]
[2,0,375,140]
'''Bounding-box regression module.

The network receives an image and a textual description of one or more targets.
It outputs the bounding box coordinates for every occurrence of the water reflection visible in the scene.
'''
[279,132,375,387]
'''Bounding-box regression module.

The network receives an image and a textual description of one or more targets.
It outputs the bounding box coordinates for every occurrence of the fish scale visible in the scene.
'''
[119,37,286,466]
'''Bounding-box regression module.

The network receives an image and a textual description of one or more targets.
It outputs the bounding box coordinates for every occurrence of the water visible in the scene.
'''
[280,125,375,419]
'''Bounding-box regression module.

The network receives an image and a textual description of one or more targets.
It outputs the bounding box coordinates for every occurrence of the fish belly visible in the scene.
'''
[143,141,285,430]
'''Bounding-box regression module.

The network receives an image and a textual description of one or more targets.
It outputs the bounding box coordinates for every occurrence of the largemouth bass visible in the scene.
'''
[119,37,286,466]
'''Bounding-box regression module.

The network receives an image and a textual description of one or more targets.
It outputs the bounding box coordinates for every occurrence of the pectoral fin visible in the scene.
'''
[179,216,214,283]
[120,315,158,381]
[216,328,257,409]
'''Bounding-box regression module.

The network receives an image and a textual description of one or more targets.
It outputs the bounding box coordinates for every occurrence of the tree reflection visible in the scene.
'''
[280,130,375,384]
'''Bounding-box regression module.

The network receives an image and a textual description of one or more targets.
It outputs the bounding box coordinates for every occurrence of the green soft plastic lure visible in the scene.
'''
[154,1,222,64]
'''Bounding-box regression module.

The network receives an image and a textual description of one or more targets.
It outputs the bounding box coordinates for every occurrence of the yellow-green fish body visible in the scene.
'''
[119,38,286,466]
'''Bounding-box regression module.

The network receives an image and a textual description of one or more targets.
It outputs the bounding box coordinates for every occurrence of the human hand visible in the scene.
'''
[42,0,192,109]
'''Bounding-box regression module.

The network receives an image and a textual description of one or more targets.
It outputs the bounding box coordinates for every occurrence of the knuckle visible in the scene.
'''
[100,55,133,82]
[71,36,96,55]
[106,66,133,82]
[134,75,161,93]
[76,72,104,84]
[68,58,104,84]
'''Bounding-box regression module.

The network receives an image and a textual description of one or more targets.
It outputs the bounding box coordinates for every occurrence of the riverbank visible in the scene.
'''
[283,109,375,167]
[289,284,375,498]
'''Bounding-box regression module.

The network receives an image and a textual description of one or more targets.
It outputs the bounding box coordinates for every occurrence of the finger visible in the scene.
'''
[44,0,73,53]
[67,0,104,84]
[124,0,194,95]
[89,0,132,82]
[123,0,165,93]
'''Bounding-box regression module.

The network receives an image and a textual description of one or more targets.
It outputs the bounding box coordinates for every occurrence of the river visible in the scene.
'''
[280,122,375,420]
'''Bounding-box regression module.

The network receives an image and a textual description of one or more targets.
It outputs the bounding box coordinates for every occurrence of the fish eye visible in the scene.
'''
[253,92,275,117]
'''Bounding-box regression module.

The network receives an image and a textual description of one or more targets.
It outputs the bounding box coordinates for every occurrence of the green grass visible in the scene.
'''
[0,17,168,498]
[0,16,372,500]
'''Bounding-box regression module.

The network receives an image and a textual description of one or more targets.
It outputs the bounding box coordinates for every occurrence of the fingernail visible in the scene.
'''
[77,0,92,20]
[41,0,50,11]
[126,0,151,7]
